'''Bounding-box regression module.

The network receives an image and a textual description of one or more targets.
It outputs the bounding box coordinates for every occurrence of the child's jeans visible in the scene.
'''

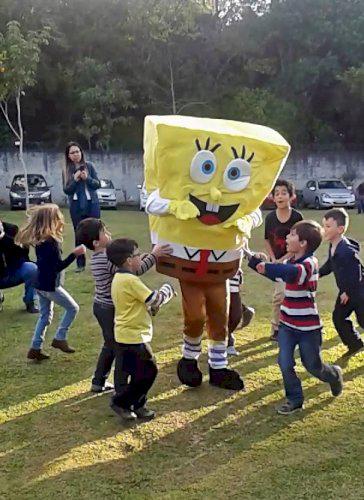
[112,342,158,410]
[31,287,79,349]
[278,324,339,406]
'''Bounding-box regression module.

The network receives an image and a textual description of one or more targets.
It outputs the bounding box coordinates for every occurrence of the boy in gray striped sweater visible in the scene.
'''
[76,218,172,393]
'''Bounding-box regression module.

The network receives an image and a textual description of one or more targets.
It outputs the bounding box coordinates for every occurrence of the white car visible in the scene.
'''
[97,179,118,209]
[137,181,148,211]
[302,179,356,209]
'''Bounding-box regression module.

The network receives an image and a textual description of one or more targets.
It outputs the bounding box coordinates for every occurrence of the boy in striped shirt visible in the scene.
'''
[249,220,343,415]
[76,218,171,394]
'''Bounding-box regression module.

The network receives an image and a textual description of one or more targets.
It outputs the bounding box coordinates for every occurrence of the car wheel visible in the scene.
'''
[314,197,321,210]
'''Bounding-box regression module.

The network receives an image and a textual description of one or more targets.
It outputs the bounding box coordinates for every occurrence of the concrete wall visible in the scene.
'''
[0,150,144,207]
[0,149,363,206]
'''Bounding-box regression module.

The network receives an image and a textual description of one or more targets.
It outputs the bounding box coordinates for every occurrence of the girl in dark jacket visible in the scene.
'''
[63,142,100,271]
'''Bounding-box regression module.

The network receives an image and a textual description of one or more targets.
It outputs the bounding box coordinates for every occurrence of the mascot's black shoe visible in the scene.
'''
[209,367,245,391]
[177,358,203,387]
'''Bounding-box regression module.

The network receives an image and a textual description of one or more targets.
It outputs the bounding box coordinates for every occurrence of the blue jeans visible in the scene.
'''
[278,324,338,405]
[31,287,79,349]
[0,261,38,305]
[70,201,100,268]
[357,199,364,214]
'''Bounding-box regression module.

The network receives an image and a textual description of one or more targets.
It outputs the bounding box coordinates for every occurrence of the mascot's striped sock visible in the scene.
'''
[208,340,228,369]
[182,335,202,360]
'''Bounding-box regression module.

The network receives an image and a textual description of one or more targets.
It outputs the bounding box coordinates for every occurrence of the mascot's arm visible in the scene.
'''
[146,189,199,220]
[223,208,262,238]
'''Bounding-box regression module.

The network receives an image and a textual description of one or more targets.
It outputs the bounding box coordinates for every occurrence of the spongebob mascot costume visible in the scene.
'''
[144,115,290,390]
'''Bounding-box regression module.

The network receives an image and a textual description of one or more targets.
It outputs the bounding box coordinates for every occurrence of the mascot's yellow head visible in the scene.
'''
[144,115,290,249]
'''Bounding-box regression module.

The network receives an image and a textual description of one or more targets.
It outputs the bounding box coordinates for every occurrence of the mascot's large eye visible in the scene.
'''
[223,159,251,192]
[190,150,217,184]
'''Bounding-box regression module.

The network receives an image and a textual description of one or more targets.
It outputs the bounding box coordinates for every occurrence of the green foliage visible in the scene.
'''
[0,0,363,149]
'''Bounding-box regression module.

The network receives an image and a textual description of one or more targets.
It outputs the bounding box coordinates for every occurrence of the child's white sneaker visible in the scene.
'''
[227,345,238,356]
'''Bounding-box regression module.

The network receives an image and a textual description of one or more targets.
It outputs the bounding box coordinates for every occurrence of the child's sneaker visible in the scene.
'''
[91,381,114,393]
[110,403,137,421]
[134,406,156,420]
[342,343,364,358]
[276,401,304,415]
[241,305,255,328]
[330,365,344,397]
[227,345,238,356]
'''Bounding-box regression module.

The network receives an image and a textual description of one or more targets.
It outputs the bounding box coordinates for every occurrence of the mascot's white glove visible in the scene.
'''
[223,208,262,238]
[168,200,200,220]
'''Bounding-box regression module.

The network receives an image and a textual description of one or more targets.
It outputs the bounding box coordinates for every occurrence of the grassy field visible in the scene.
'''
[0,208,363,499]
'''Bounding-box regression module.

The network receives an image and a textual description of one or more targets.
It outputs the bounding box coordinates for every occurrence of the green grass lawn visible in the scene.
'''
[0,208,363,499]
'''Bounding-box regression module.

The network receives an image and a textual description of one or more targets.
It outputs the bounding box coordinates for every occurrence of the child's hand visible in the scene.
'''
[340,292,349,305]
[255,252,268,261]
[152,243,173,258]
[73,244,86,256]
[256,262,266,274]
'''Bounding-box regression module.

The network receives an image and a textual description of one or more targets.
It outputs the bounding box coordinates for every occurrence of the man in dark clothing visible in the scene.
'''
[320,208,364,356]
[0,221,38,313]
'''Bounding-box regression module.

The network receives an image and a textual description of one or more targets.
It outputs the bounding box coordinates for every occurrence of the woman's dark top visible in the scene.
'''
[0,222,30,278]
[35,237,75,291]
[63,161,100,214]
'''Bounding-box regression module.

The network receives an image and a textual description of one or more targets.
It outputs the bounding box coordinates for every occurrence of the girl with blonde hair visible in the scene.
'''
[17,204,86,361]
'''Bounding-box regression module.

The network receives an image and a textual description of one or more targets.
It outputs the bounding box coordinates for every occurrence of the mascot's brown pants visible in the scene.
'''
[179,279,229,342]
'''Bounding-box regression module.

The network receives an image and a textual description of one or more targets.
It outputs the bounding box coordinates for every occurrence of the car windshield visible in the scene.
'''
[100,179,114,189]
[12,175,47,189]
[318,180,346,189]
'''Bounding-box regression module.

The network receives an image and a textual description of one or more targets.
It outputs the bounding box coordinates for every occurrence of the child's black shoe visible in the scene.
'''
[27,348,50,361]
[330,365,344,397]
[110,403,137,421]
[134,406,156,420]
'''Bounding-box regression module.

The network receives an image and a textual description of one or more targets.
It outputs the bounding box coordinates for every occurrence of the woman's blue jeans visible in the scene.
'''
[0,261,38,305]
[31,287,79,349]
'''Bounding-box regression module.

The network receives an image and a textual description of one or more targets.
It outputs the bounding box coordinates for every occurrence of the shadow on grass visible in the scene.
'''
[11,362,364,498]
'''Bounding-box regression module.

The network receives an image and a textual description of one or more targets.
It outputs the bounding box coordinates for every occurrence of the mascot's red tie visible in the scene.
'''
[195,249,211,277]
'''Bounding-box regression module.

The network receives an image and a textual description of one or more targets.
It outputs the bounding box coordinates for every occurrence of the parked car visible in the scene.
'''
[6,174,52,210]
[302,179,356,209]
[97,179,118,209]
[137,181,148,211]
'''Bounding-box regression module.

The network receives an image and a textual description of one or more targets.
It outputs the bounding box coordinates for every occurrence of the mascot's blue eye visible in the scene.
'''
[227,167,241,180]
[190,150,217,184]
[202,160,215,175]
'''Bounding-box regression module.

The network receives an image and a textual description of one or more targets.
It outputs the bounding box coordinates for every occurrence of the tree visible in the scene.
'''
[0,21,50,206]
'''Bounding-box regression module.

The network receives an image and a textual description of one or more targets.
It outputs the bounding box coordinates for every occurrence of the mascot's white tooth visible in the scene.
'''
[206,203,214,212]
[212,204,219,213]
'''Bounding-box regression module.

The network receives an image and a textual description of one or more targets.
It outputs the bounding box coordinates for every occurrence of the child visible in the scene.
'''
[320,208,364,356]
[249,220,343,415]
[264,180,303,340]
[16,204,86,361]
[107,238,175,421]
[75,217,172,393]
[227,268,255,356]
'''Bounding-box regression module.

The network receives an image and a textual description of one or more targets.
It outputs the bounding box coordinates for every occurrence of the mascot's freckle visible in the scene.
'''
[144,115,290,390]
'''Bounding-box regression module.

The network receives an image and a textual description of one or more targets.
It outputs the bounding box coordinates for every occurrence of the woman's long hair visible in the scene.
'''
[63,141,85,186]
[16,204,65,247]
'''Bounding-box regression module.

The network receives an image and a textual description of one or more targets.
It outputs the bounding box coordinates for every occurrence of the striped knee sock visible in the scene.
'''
[208,340,228,369]
[182,335,202,360]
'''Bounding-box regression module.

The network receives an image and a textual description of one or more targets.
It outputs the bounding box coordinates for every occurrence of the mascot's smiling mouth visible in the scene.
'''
[189,194,239,225]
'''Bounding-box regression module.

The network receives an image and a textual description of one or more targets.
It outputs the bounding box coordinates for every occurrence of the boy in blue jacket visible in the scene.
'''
[320,208,364,357]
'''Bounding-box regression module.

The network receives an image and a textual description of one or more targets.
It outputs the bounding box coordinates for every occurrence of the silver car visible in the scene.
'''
[97,179,118,209]
[302,179,356,209]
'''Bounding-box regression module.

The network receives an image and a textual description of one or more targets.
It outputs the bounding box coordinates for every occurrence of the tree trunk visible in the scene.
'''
[16,90,29,210]
[168,54,177,115]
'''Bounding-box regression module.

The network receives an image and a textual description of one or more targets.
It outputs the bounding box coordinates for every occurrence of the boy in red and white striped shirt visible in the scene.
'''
[249,220,343,415]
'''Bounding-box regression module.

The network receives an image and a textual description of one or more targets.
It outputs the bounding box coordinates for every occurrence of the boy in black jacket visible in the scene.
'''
[320,208,364,356]
[0,220,38,313]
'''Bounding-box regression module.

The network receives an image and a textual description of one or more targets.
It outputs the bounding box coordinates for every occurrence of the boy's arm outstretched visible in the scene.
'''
[146,283,176,315]
[248,255,307,285]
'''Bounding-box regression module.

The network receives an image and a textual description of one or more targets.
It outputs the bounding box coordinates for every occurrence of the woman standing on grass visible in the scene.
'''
[63,142,101,272]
